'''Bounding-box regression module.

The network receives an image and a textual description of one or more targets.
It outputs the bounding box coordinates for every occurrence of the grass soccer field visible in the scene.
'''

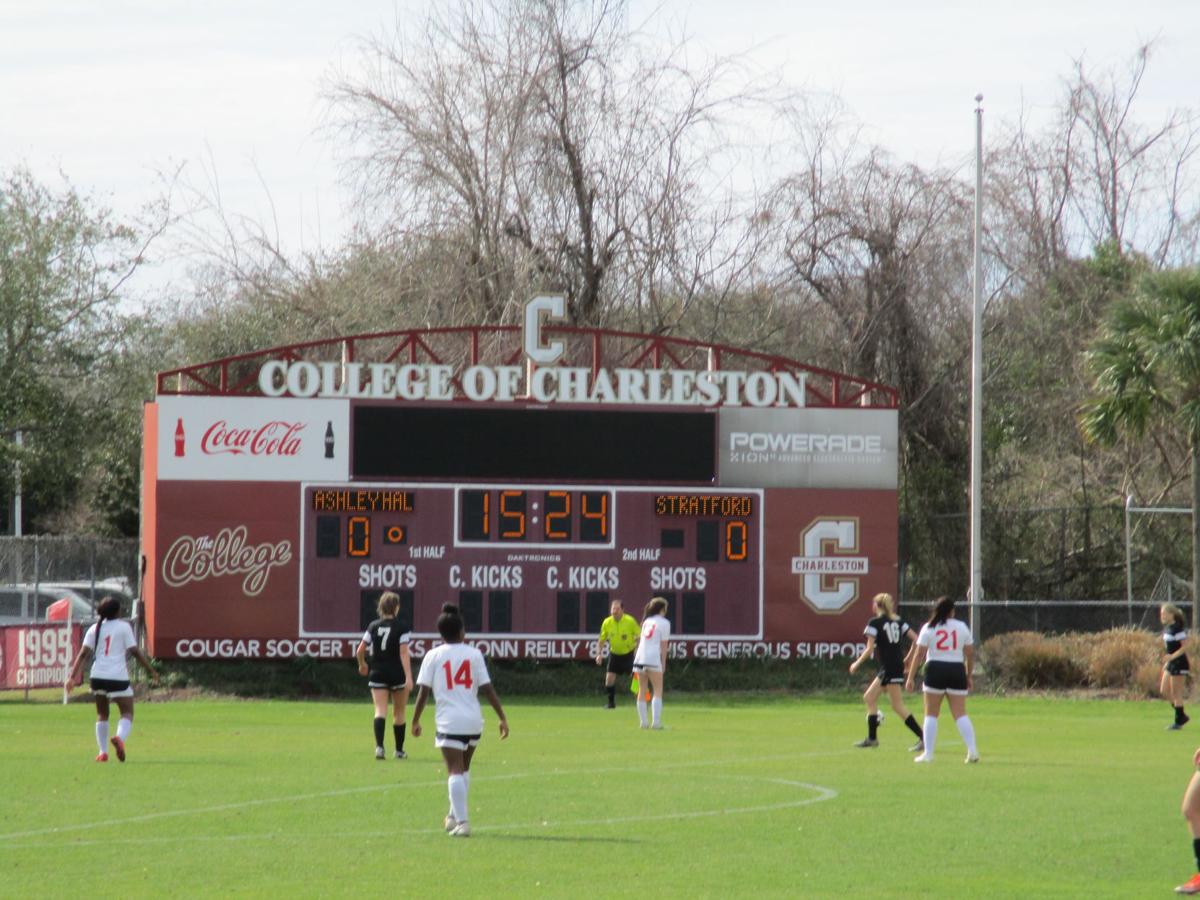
[0,692,1193,897]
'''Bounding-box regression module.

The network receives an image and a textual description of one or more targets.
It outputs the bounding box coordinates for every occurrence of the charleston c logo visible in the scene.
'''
[524,295,567,365]
[791,518,867,614]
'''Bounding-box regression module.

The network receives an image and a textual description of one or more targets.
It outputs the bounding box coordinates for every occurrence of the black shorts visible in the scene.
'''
[90,678,133,698]
[1167,656,1191,676]
[607,651,635,676]
[922,660,969,695]
[367,669,407,691]
[877,666,906,686]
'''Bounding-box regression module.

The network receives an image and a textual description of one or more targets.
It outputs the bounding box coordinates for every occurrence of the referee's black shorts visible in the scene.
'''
[606,651,635,676]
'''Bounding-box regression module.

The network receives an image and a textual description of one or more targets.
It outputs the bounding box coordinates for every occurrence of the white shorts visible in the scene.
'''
[632,663,661,673]
[434,732,481,751]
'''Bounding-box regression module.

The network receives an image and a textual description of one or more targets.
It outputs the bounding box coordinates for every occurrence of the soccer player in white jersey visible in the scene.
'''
[632,596,671,730]
[64,596,159,762]
[411,603,509,837]
[905,596,979,764]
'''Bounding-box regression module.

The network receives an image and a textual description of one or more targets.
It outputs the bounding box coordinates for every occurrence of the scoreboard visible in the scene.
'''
[300,483,763,639]
[142,314,900,662]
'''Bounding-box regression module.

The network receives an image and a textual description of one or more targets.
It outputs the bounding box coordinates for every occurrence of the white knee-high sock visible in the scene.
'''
[95,721,109,753]
[636,696,648,727]
[923,717,938,756]
[955,715,977,755]
[651,696,663,727]
[448,774,468,823]
[116,717,132,742]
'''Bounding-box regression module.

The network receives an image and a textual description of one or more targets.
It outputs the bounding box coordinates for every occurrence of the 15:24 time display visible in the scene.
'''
[459,489,610,543]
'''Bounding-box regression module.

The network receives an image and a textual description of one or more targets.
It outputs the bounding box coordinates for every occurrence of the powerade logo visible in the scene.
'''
[728,431,883,464]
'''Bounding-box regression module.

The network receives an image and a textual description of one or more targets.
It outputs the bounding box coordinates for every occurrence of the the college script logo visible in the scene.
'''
[791,518,867,614]
[161,526,293,597]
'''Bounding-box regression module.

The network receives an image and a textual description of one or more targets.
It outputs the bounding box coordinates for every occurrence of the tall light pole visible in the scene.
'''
[970,95,985,642]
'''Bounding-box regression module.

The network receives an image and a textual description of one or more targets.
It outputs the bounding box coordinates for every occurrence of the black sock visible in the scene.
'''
[867,714,879,740]
[1177,706,1187,724]
[1193,836,1200,870]
[905,714,924,739]
[606,686,616,704]
[373,716,385,747]
[393,723,406,752]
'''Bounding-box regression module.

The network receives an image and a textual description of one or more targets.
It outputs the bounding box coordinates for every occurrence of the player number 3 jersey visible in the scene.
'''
[416,642,491,735]
[634,614,671,668]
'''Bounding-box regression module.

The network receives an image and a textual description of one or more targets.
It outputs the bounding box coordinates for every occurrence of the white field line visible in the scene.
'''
[0,751,846,845]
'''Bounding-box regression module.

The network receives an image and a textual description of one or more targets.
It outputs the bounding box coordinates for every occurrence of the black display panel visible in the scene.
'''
[353,406,716,482]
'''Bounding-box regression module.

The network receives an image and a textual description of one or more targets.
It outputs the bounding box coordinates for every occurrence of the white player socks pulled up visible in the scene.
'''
[636,696,648,727]
[954,715,977,756]
[95,721,109,754]
[922,716,938,757]
[116,717,132,742]
[448,774,468,824]
[650,697,663,728]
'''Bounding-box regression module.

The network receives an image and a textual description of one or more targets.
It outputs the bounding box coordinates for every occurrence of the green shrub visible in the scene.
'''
[1084,628,1160,689]
[982,632,1085,689]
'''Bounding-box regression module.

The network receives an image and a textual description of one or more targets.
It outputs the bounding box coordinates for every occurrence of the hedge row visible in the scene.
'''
[981,628,1179,696]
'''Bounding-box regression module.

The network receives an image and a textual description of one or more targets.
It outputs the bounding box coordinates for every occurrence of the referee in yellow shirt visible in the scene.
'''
[596,599,641,708]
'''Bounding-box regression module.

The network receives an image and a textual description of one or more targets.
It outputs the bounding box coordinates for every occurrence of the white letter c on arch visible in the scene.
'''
[524,295,567,365]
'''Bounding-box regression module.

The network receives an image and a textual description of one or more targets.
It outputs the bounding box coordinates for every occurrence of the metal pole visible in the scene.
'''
[12,429,22,538]
[970,95,985,642]
[1125,493,1134,625]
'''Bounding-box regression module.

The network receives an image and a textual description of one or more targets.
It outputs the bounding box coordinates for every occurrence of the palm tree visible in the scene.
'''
[1081,268,1200,625]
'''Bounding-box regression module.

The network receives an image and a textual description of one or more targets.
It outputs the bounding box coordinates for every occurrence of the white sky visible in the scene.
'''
[1,0,1197,300]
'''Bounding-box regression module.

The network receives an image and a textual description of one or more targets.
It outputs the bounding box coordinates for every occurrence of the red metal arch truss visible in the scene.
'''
[156,325,899,409]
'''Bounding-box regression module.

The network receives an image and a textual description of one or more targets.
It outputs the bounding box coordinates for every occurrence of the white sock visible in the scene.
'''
[463,771,470,791]
[636,696,648,727]
[95,721,109,754]
[116,717,132,742]
[651,696,663,727]
[922,716,938,756]
[955,715,977,755]
[448,774,468,823]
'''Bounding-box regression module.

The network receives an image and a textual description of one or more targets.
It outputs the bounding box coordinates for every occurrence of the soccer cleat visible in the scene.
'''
[394,750,407,760]
[854,738,879,748]
[95,752,108,762]
[1175,873,1200,894]
[965,752,980,764]
[1169,722,1186,731]
[444,815,458,833]
[1182,714,1192,727]
[111,736,126,762]
[375,746,385,759]
[651,723,664,730]
[913,753,933,763]
[605,702,616,709]
[909,740,925,753]
[450,821,471,837]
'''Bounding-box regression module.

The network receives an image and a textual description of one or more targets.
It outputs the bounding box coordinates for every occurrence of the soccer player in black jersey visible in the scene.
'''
[1162,604,1192,731]
[848,593,924,751]
[356,592,414,759]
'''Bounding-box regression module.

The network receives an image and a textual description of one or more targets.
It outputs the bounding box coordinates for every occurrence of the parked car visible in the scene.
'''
[0,584,101,626]
[39,580,135,611]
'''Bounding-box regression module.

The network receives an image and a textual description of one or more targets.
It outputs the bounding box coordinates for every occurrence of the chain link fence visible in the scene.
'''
[0,536,139,622]
[900,504,1194,639]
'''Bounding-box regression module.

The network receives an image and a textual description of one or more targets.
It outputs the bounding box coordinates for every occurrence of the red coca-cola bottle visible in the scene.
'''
[174,418,185,457]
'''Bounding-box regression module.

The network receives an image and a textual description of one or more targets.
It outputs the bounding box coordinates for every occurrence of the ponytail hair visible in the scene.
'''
[873,592,897,619]
[927,596,956,628]
[644,596,668,619]
[437,603,465,641]
[1163,603,1187,630]
[92,595,121,655]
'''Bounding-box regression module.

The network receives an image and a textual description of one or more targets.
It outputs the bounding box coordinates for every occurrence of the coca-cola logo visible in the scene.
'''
[161,526,293,596]
[200,421,306,457]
